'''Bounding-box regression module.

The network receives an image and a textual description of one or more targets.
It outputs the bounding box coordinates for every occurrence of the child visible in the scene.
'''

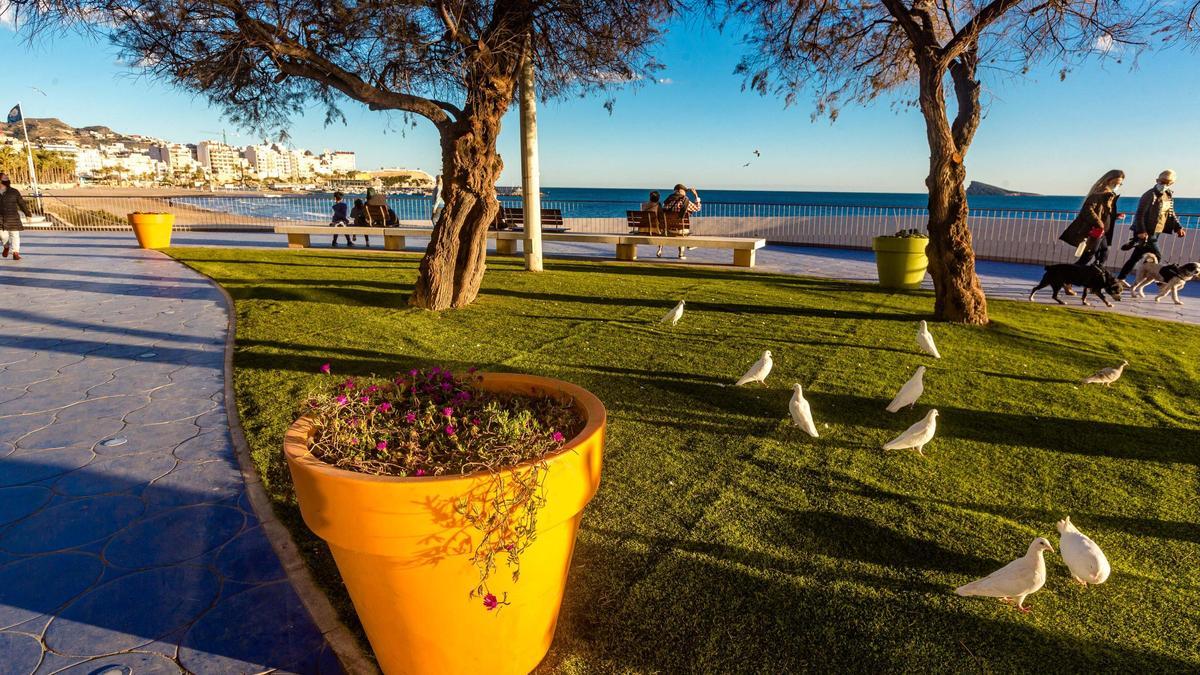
[350,198,370,248]
[330,191,352,247]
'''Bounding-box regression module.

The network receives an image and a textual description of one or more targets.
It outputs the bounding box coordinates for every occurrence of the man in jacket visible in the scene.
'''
[0,173,32,261]
[1118,170,1186,282]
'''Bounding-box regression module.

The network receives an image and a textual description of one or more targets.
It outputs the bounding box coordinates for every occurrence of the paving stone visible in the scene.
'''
[105,504,244,569]
[52,453,178,497]
[54,653,183,675]
[143,460,243,510]
[179,581,327,674]
[0,447,96,488]
[0,552,105,630]
[173,431,233,463]
[0,486,54,526]
[45,566,220,657]
[0,494,144,554]
[16,416,126,451]
[123,397,219,426]
[215,526,287,584]
[94,420,200,458]
[0,630,44,675]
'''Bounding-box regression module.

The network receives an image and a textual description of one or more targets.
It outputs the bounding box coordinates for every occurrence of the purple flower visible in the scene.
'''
[441,407,454,417]
[376,441,387,451]
[456,391,471,403]
[467,366,477,374]
[471,418,481,426]
[319,363,331,374]
[482,593,498,610]
[409,368,419,377]
[552,431,566,443]
[415,468,427,476]
[441,382,452,392]
[431,366,442,375]
[335,395,348,406]
[343,379,356,390]
[405,412,417,424]
[366,385,379,393]
[377,402,393,412]
[445,425,456,436]
[359,395,370,404]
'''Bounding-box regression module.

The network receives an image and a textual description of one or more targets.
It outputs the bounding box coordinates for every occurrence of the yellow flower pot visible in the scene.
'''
[872,236,929,290]
[127,212,174,249]
[283,372,606,675]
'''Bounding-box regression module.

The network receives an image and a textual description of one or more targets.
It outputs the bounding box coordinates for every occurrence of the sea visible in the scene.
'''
[177,187,1200,223]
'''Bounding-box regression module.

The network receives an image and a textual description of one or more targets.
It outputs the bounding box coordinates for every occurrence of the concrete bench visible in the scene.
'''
[273,225,765,267]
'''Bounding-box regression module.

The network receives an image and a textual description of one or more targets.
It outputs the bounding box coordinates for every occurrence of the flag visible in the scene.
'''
[6,105,20,124]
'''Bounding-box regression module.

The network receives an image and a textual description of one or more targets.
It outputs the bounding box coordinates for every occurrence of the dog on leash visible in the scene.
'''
[1153,262,1200,305]
[1129,253,1165,298]
[1030,264,1123,307]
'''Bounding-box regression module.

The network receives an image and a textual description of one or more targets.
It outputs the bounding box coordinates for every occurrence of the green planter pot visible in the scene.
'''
[872,236,929,290]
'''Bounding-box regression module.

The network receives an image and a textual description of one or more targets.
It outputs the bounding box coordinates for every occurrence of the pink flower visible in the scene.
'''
[441,407,454,417]
[445,425,456,436]
[349,437,359,445]
[415,469,427,476]
[482,593,498,610]
[552,431,565,443]
[359,395,370,404]
[377,402,392,412]
[441,382,452,392]
[376,441,387,451]
[471,418,481,427]
[319,363,331,374]
[405,412,417,424]
[409,368,419,377]
[366,385,379,393]
[456,391,471,403]
[335,395,348,406]
[467,366,477,374]
[343,379,356,390]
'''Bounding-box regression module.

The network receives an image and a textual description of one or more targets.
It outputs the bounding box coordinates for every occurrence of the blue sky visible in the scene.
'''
[2,14,1198,196]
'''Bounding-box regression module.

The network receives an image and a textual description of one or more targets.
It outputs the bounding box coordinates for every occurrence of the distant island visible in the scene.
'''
[966,181,1040,197]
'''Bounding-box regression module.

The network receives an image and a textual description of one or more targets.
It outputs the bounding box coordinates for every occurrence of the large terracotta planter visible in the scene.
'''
[127,212,175,249]
[283,373,606,675]
[872,236,929,289]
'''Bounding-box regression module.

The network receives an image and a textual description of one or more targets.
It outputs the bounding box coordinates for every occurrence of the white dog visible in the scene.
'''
[1129,253,1164,298]
[1154,262,1200,305]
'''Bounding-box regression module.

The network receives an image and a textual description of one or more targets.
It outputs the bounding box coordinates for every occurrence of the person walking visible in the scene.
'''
[1118,170,1186,282]
[0,173,32,262]
[330,191,352,247]
[661,184,701,259]
[1058,170,1123,275]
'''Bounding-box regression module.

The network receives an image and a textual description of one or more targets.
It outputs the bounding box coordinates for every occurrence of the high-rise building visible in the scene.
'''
[149,143,201,175]
[197,140,241,182]
[321,150,357,174]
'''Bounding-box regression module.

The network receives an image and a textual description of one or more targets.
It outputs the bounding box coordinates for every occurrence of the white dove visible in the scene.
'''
[1081,360,1127,386]
[789,383,818,438]
[660,300,685,326]
[1057,516,1111,586]
[881,408,938,456]
[955,537,1054,612]
[886,366,926,413]
[735,350,773,386]
[916,320,941,358]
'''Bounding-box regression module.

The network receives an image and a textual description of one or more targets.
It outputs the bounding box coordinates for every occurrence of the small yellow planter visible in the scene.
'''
[127,212,174,249]
[283,373,606,675]
[872,236,929,290]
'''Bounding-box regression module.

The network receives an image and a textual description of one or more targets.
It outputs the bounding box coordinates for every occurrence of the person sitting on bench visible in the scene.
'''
[661,184,701,259]
[330,191,352,247]
[349,198,371,248]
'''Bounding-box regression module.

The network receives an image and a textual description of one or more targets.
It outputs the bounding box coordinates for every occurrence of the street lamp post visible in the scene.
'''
[518,49,543,272]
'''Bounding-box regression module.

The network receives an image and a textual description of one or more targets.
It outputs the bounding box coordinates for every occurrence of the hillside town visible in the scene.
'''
[0,118,434,190]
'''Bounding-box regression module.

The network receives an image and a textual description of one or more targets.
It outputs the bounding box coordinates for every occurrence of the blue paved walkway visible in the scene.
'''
[0,236,340,673]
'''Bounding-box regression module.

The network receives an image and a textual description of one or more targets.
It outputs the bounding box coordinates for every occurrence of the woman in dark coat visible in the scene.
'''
[1059,169,1124,269]
[0,173,32,262]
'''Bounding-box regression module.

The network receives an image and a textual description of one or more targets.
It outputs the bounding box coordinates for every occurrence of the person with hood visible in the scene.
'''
[1058,170,1124,274]
[1117,170,1186,282]
[0,172,32,261]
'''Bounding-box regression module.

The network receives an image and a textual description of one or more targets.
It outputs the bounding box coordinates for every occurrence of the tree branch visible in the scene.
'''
[942,0,1026,63]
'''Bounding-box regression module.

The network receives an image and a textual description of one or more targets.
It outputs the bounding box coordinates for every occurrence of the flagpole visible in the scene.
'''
[16,103,42,211]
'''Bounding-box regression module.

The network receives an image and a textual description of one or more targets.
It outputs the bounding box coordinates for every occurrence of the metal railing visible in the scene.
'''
[26,193,1200,267]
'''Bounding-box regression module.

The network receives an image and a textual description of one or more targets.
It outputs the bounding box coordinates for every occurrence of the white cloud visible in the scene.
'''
[0,1,16,29]
[657,78,674,85]
[1095,33,1115,53]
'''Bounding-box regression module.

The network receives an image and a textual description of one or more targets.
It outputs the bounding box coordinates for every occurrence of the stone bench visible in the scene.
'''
[273,226,765,267]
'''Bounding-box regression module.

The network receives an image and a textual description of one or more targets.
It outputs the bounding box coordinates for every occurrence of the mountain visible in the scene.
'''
[966,181,1040,197]
[0,118,156,150]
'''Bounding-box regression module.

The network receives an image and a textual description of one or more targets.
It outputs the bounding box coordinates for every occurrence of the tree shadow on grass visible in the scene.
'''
[545,532,1197,673]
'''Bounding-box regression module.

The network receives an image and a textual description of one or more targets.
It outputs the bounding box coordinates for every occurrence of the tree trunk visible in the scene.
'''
[410,86,512,311]
[917,56,989,325]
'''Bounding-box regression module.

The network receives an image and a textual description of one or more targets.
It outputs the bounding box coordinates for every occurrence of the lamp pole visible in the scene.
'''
[518,46,543,272]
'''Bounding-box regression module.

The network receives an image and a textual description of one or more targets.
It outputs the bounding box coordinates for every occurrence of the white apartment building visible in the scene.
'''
[321,150,356,174]
[197,140,242,182]
[149,143,202,175]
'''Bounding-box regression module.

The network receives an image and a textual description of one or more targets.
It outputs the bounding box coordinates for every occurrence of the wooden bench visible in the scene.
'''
[273,225,765,267]
[626,210,691,236]
[495,207,565,231]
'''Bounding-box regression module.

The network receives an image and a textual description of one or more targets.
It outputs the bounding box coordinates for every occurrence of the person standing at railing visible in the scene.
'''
[0,172,32,262]
[661,184,701,259]
[1059,170,1123,278]
[1117,170,1186,283]
[330,191,353,247]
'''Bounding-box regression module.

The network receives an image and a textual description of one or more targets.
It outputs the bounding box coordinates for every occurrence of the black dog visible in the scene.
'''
[1029,264,1123,307]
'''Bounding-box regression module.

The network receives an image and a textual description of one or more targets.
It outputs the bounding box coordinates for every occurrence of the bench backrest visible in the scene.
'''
[628,209,689,235]
[364,203,389,227]
[497,207,565,229]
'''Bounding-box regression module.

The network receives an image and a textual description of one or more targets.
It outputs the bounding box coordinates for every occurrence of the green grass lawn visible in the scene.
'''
[168,247,1200,673]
